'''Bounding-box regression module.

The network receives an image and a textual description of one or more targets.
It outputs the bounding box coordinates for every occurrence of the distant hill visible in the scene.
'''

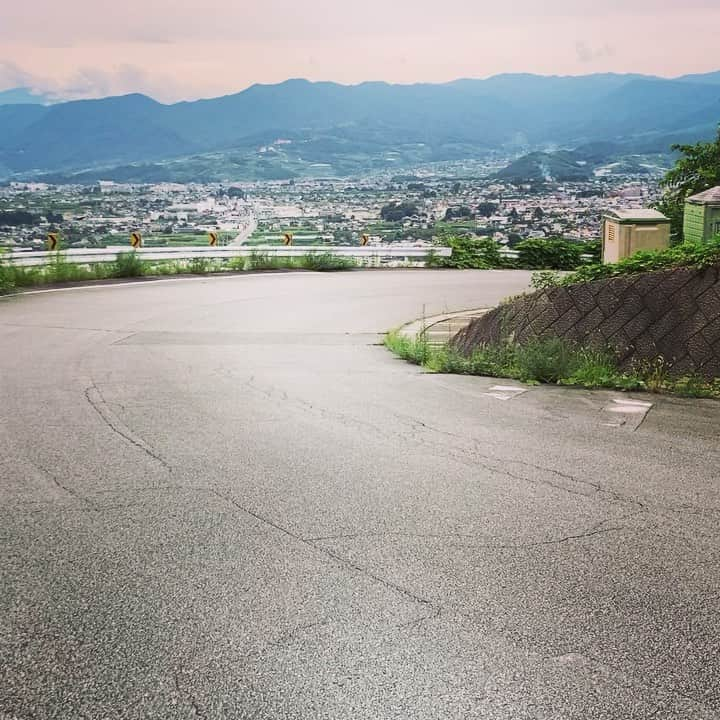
[0,87,55,106]
[676,71,720,85]
[494,136,680,183]
[495,151,593,182]
[1,73,718,181]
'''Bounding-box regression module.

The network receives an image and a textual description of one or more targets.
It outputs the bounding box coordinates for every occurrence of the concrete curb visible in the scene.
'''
[397,308,490,346]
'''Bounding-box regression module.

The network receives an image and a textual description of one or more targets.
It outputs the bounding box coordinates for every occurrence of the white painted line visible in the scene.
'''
[612,398,653,408]
[605,398,654,415]
[605,406,649,414]
[601,397,653,429]
[483,385,528,401]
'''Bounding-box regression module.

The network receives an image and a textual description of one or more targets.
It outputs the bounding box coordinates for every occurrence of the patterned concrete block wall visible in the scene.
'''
[452,265,720,378]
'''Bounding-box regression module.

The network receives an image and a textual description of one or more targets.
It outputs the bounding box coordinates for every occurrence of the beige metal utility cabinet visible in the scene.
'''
[601,209,670,264]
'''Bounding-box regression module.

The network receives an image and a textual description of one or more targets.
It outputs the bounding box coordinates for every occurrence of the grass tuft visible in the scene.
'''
[299,252,356,271]
[112,251,145,278]
[385,332,719,398]
[0,248,357,296]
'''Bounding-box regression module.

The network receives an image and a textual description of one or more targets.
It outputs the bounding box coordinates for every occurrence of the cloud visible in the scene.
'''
[0,60,185,102]
[576,41,615,64]
[0,60,39,90]
[1,1,719,102]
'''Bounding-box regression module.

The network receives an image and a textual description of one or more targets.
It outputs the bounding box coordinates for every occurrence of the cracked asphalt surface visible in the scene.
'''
[1,269,719,720]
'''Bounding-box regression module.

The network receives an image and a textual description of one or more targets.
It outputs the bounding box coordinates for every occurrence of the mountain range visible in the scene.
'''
[1,72,718,182]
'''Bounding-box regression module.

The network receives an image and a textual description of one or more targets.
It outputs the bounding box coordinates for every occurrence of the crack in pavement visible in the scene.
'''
[0,321,124,334]
[84,382,173,473]
[29,457,96,509]
[240,378,720,524]
[306,519,635,550]
[578,651,719,711]
[241,377,645,511]
[211,489,435,610]
[391,411,646,509]
[266,620,332,649]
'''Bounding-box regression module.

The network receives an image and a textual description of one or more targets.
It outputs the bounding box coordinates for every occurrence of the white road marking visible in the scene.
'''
[602,398,653,429]
[484,385,528,401]
[605,399,653,414]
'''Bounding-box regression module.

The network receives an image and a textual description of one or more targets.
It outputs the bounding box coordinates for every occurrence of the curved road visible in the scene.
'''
[1,270,719,719]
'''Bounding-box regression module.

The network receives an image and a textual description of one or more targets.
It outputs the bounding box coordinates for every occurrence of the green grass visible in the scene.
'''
[1,253,117,289]
[0,249,358,296]
[299,252,356,271]
[244,251,295,271]
[113,251,145,278]
[384,332,719,398]
[558,237,720,287]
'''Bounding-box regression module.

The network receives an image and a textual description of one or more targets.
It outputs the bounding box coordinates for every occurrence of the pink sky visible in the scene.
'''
[2,0,719,102]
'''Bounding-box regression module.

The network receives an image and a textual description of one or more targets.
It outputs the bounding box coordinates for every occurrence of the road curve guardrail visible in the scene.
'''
[4,245,452,267]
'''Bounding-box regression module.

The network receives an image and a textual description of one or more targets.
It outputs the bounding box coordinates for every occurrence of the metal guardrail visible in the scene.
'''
[4,245,452,267]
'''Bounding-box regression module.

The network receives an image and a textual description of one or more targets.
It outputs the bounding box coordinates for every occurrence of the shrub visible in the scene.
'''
[384,331,432,365]
[530,270,562,290]
[513,336,578,383]
[227,256,247,271]
[44,253,90,283]
[515,238,583,270]
[672,374,720,398]
[579,239,602,263]
[188,257,210,274]
[436,236,503,269]
[636,356,672,393]
[245,250,286,271]
[0,256,15,295]
[563,237,720,286]
[112,251,145,278]
[425,248,441,268]
[300,252,356,271]
[384,331,719,397]
[559,347,643,390]
[150,260,183,276]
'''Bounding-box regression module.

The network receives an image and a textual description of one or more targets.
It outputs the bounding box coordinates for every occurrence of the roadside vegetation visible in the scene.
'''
[427,235,600,270]
[385,331,720,399]
[529,236,720,290]
[0,250,357,295]
[654,127,720,240]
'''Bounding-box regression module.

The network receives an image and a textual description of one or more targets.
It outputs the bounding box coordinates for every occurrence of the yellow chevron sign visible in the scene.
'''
[283,232,293,246]
[130,231,142,248]
[360,234,369,246]
[208,232,218,246]
[47,232,59,251]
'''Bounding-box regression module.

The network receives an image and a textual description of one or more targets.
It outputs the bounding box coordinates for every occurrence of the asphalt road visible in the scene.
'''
[1,270,719,720]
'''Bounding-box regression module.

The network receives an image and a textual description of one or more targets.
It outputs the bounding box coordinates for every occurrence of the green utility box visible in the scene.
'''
[684,187,720,243]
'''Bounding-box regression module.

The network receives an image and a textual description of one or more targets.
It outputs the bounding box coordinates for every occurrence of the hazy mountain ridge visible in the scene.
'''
[1,72,718,181]
[0,87,56,106]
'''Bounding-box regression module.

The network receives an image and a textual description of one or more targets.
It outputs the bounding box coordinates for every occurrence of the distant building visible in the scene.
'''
[601,209,670,263]
[683,186,720,243]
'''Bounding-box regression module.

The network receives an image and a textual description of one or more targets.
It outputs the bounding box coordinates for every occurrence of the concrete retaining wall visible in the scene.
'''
[452,265,720,378]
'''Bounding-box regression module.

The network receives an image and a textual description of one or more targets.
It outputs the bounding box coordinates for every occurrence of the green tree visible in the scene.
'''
[380,201,419,222]
[476,202,498,218]
[437,236,502,269]
[444,206,474,221]
[515,238,583,270]
[655,126,720,241]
